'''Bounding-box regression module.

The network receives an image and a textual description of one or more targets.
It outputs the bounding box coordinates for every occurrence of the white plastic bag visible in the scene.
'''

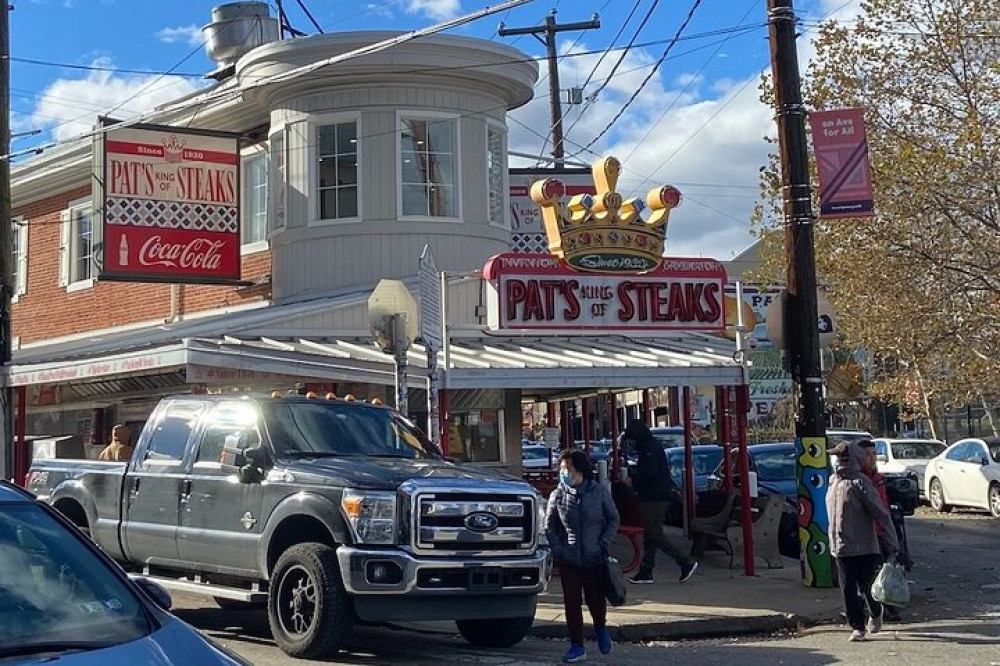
[871,561,910,607]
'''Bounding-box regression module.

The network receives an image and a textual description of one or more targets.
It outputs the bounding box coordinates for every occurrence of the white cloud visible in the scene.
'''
[31,59,200,142]
[404,0,461,20]
[509,43,771,259]
[156,24,204,47]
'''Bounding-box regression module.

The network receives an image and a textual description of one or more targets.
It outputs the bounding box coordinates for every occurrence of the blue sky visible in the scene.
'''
[9,0,859,257]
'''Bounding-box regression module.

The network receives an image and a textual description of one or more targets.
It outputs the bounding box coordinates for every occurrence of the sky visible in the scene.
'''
[8,0,861,259]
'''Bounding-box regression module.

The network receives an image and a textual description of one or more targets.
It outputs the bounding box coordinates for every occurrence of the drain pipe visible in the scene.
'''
[166,284,182,323]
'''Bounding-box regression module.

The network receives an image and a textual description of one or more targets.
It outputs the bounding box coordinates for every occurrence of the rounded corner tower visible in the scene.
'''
[235,31,539,301]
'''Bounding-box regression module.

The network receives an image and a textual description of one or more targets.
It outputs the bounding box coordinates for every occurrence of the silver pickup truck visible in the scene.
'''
[26,393,549,660]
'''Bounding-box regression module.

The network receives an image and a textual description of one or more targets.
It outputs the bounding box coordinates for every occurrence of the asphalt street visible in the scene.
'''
[172,508,1000,665]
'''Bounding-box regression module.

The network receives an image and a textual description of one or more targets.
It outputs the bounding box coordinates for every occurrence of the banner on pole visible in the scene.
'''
[809,108,875,219]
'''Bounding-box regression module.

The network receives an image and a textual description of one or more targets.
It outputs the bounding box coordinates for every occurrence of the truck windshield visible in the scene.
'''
[262,401,442,460]
[0,504,150,656]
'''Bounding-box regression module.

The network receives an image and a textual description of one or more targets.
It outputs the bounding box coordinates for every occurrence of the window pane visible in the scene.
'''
[402,184,428,216]
[427,120,454,153]
[270,134,285,229]
[318,125,338,156]
[428,185,455,217]
[336,154,358,186]
[338,187,358,218]
[401,151,423,183]
[487,129,504,226]
[336,122,357,154]
[73,208,93,282]
[401,119,426,153]
[426,153,453,186]
[320,188,337,220]
[242,155,267,244]
[318,157,337,188]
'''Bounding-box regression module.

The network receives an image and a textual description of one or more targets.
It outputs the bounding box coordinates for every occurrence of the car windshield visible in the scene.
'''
[522,447,549,461]
[0,504,150,656]
[890,441,945,460]
[652,431,685,449]
[262,401,442,460]
[753,449,797,482]
[667,448,724,483]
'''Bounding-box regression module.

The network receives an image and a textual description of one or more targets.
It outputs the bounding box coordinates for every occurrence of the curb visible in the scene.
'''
[529,613,814,643]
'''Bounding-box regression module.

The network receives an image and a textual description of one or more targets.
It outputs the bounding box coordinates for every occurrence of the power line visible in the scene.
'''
[587,0,662,104]
[5,56,204,78]
[578,0,705,154]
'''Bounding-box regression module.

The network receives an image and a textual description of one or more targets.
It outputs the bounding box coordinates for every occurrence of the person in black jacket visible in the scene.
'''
[623,419,698,584]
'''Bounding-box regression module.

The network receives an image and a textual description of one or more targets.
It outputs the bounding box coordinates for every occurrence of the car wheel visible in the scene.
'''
[989,484,1000,519]
[267,542,354,659]
[457,616,534,648]
[929,478,952,513]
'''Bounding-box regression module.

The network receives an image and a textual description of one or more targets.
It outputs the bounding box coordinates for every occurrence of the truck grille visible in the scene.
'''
[413,493,535,554]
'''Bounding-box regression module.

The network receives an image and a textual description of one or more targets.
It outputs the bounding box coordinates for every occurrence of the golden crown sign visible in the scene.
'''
[530,156,682,273]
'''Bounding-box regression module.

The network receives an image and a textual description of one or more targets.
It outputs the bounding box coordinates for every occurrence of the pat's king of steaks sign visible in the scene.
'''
[485,156,727,334]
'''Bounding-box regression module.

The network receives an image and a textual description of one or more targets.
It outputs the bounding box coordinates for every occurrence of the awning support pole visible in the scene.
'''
[737,384,755,576]
[682,386,695,539]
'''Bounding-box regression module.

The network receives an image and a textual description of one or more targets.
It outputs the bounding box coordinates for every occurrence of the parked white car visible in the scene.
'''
[873,438,946,497]
[521,442,555,469]
[924,438,1000,517]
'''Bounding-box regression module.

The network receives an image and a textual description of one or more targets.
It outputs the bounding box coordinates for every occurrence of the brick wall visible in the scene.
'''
[12,186,272,345]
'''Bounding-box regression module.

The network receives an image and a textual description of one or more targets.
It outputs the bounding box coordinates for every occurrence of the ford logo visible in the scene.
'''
[464,511,500,533]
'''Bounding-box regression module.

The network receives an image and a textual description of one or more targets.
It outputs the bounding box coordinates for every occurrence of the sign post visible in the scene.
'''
[368,280,418,416]
[419,246,444,443]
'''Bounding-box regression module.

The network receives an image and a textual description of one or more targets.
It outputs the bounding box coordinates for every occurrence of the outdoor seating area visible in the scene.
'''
[690,491,786,570]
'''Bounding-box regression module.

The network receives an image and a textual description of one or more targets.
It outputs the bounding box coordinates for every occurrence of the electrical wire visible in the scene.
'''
[586,0,661,105]
[6,56,204,78]
[577,0,705,154]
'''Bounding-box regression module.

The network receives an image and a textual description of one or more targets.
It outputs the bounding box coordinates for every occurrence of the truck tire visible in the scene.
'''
[456,616,534,648]
[214,597,265,611]
[267,542,353,659]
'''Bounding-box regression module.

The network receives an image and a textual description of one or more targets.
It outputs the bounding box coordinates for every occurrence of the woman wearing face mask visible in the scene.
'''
[545,449,621,663]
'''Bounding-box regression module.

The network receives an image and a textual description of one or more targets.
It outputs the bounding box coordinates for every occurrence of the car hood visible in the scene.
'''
[16,618,248,665]
[283,456,519,489]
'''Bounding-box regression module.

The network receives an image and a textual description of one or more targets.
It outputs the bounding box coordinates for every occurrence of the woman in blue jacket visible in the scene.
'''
[545,449,620,663]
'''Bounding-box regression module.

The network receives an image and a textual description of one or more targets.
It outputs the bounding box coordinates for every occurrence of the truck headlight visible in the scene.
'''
[341,490,396,545]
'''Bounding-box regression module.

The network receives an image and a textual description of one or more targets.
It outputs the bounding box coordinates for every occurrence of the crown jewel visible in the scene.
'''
[530,156,682,272]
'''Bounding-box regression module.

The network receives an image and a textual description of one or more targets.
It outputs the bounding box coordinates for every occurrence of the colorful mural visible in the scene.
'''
[796,435,834,587]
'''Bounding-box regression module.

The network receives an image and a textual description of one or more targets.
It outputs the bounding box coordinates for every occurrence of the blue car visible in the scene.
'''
[0,481,248,665]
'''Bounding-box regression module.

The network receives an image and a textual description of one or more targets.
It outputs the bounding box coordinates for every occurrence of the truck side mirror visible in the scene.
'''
[238,464,265,484]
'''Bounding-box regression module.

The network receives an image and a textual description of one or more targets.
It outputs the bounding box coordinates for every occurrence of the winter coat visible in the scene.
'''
[624,420,672,503]
[827,443,899,558]
[545,479,620,569]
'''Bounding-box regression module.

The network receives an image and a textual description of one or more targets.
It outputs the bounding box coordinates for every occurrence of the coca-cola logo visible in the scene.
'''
[139,235,224,271]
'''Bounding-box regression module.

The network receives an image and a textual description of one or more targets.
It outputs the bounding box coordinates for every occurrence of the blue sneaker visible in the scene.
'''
[596,626,613,655]
[562,643,587,663]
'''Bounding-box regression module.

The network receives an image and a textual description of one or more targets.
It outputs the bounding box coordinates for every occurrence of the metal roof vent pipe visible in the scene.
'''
[203,2,280,80]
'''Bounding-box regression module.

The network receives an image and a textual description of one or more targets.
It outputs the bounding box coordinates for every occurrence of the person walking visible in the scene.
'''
[545,450,620,663]
[98,424,133,462]
[827,442,899,642]
[858,440,905,622]
[622,419,698,585]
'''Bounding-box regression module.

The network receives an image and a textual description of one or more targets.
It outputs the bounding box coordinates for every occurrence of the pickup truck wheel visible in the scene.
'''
[456,616,534,648]
[267,543,353,659]
[214,597,265,611]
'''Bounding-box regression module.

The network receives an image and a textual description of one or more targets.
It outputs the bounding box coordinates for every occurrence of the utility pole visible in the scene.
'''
[0,2,13,482]
[499,9,600,168]
[768,0,832,587]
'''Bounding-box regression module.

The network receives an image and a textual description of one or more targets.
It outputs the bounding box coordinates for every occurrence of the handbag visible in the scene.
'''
[602,551,627,607]
[871,560,910,607]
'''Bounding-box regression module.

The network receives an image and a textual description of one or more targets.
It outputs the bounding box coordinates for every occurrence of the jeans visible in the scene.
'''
[639,500,692,573]
[835,554,884,631]
[560,564,607,645]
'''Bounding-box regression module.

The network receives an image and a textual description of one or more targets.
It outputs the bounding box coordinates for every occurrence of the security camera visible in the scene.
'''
[745,335,759,350]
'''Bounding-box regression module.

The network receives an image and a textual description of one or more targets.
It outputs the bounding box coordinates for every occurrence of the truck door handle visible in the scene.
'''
[131,478,140,494]
[180,479,192,501]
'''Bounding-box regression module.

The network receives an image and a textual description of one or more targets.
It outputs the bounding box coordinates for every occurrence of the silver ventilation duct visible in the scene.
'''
[203,2,279,76]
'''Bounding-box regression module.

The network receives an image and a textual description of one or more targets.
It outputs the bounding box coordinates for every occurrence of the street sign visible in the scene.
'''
[543,427,561,449]
[368,280,418,342]
[418,245,443,352]
[765,289,837,350]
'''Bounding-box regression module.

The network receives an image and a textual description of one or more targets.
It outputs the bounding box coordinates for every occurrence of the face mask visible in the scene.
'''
[559,470,575,486]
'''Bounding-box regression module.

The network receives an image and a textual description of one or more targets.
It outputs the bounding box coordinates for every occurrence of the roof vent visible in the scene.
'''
[203,2,279,78]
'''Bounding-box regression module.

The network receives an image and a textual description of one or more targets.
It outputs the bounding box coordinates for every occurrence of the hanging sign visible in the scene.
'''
[809,107,875,219]
[96,121,242,284]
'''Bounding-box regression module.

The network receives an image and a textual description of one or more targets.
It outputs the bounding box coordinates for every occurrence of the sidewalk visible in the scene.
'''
[530,548,845,642]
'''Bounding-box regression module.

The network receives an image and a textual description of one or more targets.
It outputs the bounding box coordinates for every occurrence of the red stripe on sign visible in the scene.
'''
[105,140,238,166]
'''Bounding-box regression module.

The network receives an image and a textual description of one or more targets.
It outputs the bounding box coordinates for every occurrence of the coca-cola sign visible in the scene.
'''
[97,121,242,284]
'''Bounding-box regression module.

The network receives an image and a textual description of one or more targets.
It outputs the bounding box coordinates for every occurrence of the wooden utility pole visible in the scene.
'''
[0,2,13,482]
[499,9,600,167]
[768,0,832,587]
